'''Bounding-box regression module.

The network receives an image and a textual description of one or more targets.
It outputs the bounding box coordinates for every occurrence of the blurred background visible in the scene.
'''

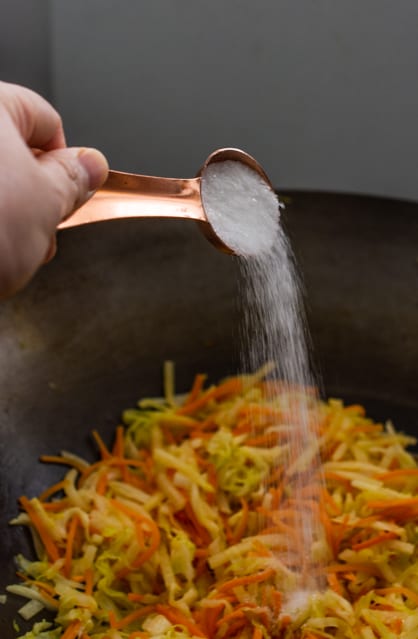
[1,0,418,200]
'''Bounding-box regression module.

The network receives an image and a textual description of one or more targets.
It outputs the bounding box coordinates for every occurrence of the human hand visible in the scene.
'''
[0,81,109,300]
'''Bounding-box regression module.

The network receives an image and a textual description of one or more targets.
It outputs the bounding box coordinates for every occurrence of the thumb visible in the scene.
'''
[37,146,109,223]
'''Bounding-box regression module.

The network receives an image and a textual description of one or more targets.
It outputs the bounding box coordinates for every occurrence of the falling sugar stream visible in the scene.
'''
[239,226,326,601]
[202,158,326,608]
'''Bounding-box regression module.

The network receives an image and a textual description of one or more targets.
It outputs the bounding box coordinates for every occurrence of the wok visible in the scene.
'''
[0,191,417,635]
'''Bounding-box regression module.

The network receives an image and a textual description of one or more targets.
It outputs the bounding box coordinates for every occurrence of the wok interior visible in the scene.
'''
[0,191,417,635]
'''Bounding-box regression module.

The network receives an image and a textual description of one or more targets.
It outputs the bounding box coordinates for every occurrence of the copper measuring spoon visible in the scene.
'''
[58,148,273,255]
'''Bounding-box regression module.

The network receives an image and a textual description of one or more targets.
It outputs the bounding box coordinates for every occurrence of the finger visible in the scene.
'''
[37,146,109,222]
[0,81,66,150]
[43,236,57,264]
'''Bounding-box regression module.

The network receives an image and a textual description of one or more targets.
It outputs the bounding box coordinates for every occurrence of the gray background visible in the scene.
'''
[2,0,418,200]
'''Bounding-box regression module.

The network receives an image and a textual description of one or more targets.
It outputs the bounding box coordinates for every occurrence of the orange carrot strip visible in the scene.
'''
[111,499,160,569]
[252,627,263,639]
[201,603,225,637]
[177,378,242,416]
[155,604,207,638]
[321,488,341,517]
[91,430,111,459]
[245,434,278,447]
[218,568,275,593]
[238,404,282,421]
[216,606,249,627]
[323,471,353,491]
[20,496,60,563]
[39,480,67,503]
[352,531,398,551]
[16,572,56,596]
[112,605,155,630]
[42,499,70,512]
[79,457,148,483]
[231,499,249,543]
[272,590,282,615]
[64,514,80,578]
[112,425,125,457]
[327,572,343,596]
[318,503,337,558]
[389,619,403,634]
[368,497,418,509]
[183,373,207,406]
[62,621,83,639]
[109,611,117,628]
[84,568,94,596]
[222,618,248,638]
[96,471,108,496]
[128,592,145,602]
[342,403,366,415]
[15,577,59,610]
[375,586,418,607]
[376,469,418,481]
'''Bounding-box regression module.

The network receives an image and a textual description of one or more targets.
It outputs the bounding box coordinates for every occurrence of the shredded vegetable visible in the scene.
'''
[7,366,418,639]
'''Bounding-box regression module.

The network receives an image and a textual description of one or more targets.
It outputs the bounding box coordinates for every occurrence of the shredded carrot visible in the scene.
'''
[127,592,145,603]
[79,456,148,484]
[323,471,353,491]
[375,587,418,608]
[42,499,70,512]
[92,429,111,459]
[112,425,125,457]
[39,479,68,503]
[15,573,59,609]
[183,373,207,406]
[96,471,108,496]
[376,468,418,481]
[352,531,398,551]
[84,567,94,597]
[220,618,248,639]
[218,568,275,593]
[110,605,156,630]
[111,499,160,570]
[321,488,341,516]
[61,620,83,639]
[64,513,80,577]
[216,607,246,627]
[327,572,344,596]
[252,626,263,639]
[155,604,207,637]
[230,499,249,543]
[19,496,60,563]
[244,433,279,447]
[177,378,242,416]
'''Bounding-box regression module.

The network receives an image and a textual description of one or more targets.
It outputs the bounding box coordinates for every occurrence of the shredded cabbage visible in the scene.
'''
[6,367,418,638]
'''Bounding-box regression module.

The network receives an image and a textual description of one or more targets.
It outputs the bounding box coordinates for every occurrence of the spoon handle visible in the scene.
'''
[58,171,204,229]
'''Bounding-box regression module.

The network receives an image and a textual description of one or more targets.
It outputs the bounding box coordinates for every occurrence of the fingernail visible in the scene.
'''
[78,148,109,191]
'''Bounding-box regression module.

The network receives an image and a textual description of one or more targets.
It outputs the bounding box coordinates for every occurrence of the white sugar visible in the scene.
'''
[225,159,327,602]
[201,160,279,256]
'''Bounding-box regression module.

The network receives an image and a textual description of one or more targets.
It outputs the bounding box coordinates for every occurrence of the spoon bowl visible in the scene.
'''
[58,148,275,255]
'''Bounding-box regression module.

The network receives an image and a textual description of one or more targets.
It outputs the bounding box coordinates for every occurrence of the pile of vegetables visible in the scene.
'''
[7,364,418,639]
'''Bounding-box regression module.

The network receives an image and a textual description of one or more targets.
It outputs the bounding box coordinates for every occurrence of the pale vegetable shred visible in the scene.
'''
[7,364,418,639]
